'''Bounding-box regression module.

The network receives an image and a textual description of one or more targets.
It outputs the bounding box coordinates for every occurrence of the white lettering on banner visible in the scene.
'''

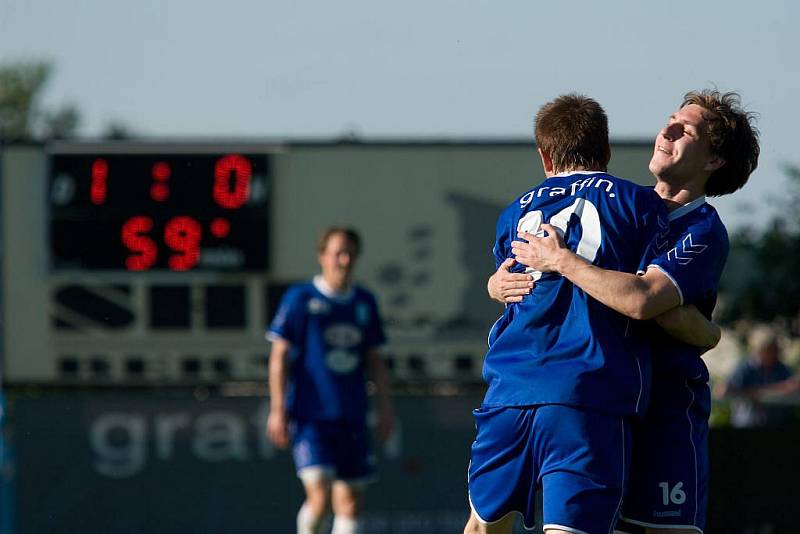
[192,412,249,462]
[155,413,190,459]
[91,413,147,478]
[89,406,276,478]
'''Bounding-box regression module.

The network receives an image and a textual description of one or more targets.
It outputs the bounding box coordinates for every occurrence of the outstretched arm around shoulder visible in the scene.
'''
[512,224,681,320]
[510,224,721,349]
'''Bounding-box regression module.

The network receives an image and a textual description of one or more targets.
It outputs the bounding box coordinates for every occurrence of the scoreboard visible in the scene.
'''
[49,153,269,271]
[2,143,276,385]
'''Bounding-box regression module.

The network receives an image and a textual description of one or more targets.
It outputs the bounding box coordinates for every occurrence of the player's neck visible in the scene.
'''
[314,274,352,297]
[546,165,603,178]
[654,180,705,212]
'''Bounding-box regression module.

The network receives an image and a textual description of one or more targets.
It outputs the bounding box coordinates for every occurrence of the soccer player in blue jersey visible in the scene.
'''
[266,227,393,534]
[506,90,760,534]
[463,94,678,534]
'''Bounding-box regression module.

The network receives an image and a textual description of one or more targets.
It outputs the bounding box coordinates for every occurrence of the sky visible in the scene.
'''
[1,0,797,231]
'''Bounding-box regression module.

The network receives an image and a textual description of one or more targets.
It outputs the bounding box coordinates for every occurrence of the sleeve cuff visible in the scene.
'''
[645,264,684,306]
[265,331,290,344]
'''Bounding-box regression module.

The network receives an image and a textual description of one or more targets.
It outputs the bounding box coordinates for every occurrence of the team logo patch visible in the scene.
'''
[307,298,329,315]
[324,324,362,348]
[356,303,371,325]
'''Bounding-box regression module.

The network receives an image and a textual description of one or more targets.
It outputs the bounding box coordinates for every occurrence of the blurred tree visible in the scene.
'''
[102,119,136,140]
[719,165,800,331]
[0,60,80,140]
[43,104,81,139]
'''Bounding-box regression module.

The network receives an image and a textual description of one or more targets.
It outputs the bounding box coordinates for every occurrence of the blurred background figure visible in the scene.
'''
[267,226,394,534]
[716,325,799,428]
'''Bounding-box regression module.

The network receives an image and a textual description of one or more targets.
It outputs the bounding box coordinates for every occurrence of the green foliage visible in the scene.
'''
[0,60,80,140]
[719,165,800,329]
[43,104,81,139]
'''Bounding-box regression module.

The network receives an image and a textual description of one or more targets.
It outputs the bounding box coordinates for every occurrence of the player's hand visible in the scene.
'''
[376,405,395,444]
[511,224,567,273]
[487,258,534,304]
[267,410,290,449]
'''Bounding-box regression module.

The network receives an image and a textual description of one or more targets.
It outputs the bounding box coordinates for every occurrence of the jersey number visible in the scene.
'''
[658,481,686,506]
[516,198,602,279]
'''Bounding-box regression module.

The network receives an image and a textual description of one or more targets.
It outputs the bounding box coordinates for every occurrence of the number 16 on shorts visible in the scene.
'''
[658,481,686,506]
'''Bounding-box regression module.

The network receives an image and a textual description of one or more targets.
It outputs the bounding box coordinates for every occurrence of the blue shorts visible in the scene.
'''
[468,404,631,533]
[619,378,710,533]
[291,419,376,485]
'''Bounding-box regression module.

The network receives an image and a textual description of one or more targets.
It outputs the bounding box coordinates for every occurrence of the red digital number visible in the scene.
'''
[121,216,157,271]
[213,154,251,209]
[91,158,108,205]
[164,216,202,271]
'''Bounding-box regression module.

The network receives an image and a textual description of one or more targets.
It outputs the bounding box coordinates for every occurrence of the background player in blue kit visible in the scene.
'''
[507,90,760,534]
[266,226,394,534]
[463,94,676,534]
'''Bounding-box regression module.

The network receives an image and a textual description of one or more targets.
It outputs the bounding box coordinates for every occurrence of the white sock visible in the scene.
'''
[331,515,362,534]
[297,504,326,534]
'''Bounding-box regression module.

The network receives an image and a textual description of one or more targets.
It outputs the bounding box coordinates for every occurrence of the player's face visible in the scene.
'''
[318,232,358,289]
[649,104,720,185]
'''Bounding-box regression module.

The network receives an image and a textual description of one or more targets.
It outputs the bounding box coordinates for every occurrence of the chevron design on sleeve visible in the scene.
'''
[654,215,671,252]
[666,233,708,265]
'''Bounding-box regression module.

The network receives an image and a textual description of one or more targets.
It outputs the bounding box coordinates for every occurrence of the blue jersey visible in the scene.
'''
[484,171,669,416]
[268,277,386,423]
[640,197,729,382]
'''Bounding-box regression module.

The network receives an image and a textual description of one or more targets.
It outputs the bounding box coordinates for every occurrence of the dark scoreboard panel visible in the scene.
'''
[48,153,270,271]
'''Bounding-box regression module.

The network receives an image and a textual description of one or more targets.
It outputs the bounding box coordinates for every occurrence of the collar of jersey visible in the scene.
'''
[668,195,706,222]
[550,170,606,178]
[313,275,355,302]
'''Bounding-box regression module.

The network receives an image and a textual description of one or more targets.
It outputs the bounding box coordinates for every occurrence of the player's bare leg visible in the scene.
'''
[463,508,515,534]
[297,478,332,534]
[331,481,364,534]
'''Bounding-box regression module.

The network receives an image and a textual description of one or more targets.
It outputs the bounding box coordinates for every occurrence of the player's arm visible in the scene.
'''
[719,369,800,401]
[367,348,394,443]
[652,305,721,351]
[266,337,291,449]
[487,258,534,304]
[752,376,800,400]
[512,224,679,320]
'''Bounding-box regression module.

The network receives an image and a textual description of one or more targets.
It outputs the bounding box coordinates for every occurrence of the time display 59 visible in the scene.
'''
[49,153,270,271]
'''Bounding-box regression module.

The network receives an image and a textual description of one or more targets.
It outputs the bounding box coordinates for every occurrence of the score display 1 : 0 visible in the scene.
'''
[49,153,270,271]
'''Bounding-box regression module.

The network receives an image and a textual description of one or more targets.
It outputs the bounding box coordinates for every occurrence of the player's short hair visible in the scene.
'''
[534,93,611,174]
[682,89,760,196]
[317,226,361,255]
